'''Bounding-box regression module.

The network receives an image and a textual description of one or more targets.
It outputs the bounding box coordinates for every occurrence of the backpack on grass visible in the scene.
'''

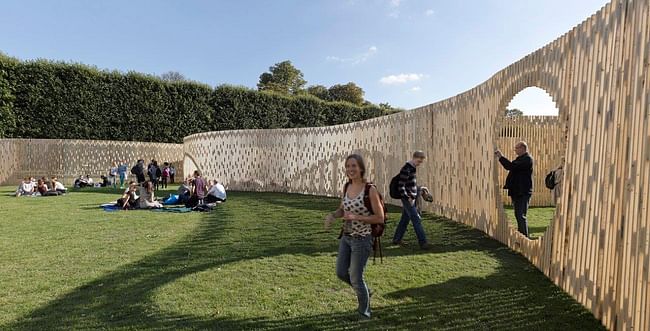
[341,182,389,264]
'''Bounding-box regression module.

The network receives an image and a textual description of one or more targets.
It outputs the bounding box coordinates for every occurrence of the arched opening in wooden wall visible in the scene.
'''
[497,86,566,240]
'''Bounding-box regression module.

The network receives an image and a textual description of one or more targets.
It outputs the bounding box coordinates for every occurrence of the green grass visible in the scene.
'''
[505,206,555,239]
[0,186,603,331]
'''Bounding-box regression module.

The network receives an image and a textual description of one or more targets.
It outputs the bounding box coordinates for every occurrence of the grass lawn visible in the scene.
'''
[504,206,555,239]
[0,186,603,331]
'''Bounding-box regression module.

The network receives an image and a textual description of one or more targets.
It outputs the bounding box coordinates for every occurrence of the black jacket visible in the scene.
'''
[499,153,533,197]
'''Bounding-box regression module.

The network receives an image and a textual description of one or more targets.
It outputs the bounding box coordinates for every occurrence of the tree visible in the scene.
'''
[328,82,364,105]
[160,71,187,82]
[306,85,330,101]
[0,71,15,138]
[505,108,524,117]
[257,61,306,94]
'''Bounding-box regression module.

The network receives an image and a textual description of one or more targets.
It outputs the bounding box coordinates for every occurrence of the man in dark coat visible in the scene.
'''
[496,141,534,238]
[131,159,146,184]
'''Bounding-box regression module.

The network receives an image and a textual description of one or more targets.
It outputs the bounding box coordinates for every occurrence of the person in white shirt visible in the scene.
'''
[51,177,67,194]
[138,181,162,209]
[206,180,227,203]
[15,177,35,197]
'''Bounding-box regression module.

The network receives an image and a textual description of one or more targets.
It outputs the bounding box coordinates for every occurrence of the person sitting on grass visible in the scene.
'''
[206,180,227,203]
[100,175,111,187]
[36,179,59,196]
[117,181,139,210]
[138,181,162,209]
[74,175,92,188]
[15,177,35,197]
[51,177,67,194]
[173,178,192,204]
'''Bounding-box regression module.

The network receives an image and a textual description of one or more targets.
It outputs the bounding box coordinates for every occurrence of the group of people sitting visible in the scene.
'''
[15,176,67,197]
[74,175,95,188]
[115,170,226,210]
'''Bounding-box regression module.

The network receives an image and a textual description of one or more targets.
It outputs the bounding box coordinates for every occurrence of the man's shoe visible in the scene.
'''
[420,243,432,250]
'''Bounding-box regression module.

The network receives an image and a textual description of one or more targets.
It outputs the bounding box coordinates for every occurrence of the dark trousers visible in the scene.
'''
[205,195,225,203]
[161,177,168,189]
[511,194,531,237]
[393,198,428,245]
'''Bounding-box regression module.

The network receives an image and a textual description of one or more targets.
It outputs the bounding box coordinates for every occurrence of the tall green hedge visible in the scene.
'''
[0,54,392,143]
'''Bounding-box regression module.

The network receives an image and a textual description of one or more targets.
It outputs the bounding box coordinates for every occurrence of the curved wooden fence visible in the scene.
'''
[183,1,650,329]
[0,139,183,185]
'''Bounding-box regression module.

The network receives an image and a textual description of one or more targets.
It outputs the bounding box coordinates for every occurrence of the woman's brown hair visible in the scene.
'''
[345,154,366,179]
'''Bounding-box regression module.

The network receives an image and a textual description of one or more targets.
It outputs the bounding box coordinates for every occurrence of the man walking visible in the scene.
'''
[392,150,430,250]
[495,141,534,238]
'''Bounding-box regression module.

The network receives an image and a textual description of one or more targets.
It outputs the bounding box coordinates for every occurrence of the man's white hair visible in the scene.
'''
[516,141,529,151]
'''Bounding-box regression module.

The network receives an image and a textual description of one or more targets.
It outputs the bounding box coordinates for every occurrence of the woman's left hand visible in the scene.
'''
[342,211,357,221]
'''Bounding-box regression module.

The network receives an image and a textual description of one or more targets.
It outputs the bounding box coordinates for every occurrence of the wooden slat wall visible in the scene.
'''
[0,0,646,329]
[183,1,648,329]
[0,139,184,185]
[498,115,564,207]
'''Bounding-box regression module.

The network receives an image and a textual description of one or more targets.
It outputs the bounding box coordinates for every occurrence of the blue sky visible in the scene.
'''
[0,0,607,114]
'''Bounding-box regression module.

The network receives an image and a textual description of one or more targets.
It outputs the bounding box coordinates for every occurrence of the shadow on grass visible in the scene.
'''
[5,193,603,331]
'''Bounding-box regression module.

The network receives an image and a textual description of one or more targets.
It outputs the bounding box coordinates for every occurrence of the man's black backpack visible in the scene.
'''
[545,170,557,189]
[389,174,401,199]
[342,182,389,264]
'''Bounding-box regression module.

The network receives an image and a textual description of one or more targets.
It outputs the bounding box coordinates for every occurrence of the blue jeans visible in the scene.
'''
[393,198,428,245]
[336,235,372,318]
[512,194,531,237]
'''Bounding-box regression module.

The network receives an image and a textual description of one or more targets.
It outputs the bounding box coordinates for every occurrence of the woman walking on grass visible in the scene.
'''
[324,154,385,319]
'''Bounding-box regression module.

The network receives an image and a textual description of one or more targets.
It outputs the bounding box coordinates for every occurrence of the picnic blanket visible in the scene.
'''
[100,203,121,212]
[99,203,193,213]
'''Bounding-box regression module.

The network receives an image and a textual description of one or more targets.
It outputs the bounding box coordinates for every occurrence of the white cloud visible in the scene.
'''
[388,11,400,18]
[425,9,434,16]
[326,46,378,65]
[410,86,421,92]
[379,73,424,85]
[390,0,401,7]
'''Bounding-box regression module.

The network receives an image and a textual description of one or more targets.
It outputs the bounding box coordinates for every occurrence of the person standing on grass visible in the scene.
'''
[118,160,128,189]
[495,141,534,238]
[551,158,564,205]
[190,170,208,207]
[109,162,118,189]
[161,162,170,189]
[169,164,176,184]
[148,160,162,190]
[392,150,430,250]
[324,154,384,319]
[132,160,146,184]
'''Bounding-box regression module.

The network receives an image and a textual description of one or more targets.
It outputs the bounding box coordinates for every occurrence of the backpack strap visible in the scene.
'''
[373,237,383,264]
[363,182,375,215]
